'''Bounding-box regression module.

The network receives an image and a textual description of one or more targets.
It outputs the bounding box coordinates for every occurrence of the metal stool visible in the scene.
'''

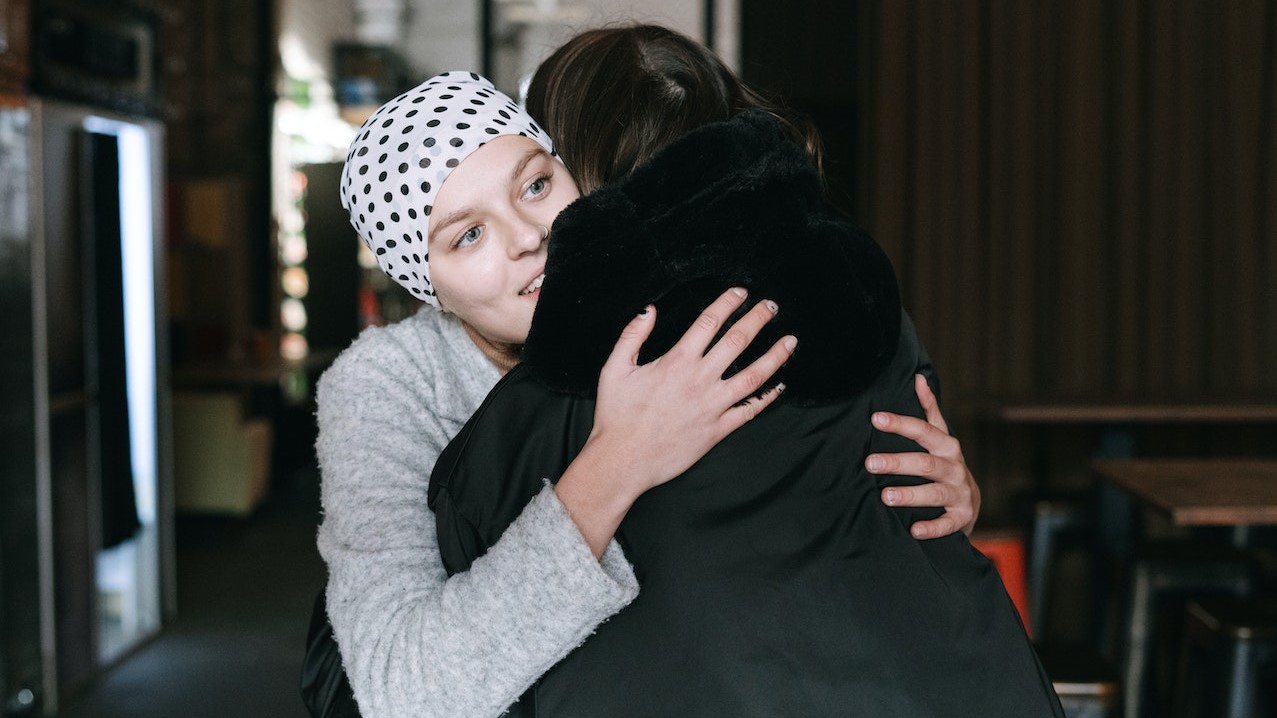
[1027,494,1096,639]
[1023,493,1120,717]
[1120,543,1255,718]
[1173,595,1277,718]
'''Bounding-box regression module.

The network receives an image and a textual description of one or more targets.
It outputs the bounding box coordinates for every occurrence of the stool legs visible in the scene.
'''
[1176,600,1277,718]
[1224,641,1256,718]
[1027,498,1093,640]
[1120,555,1253,718]
[1025,497,1119,716]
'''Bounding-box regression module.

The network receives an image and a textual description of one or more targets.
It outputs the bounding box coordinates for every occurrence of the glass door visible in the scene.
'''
[78,116,162,665]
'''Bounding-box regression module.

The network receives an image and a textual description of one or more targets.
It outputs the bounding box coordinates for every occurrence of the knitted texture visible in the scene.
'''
[316,308,638,718]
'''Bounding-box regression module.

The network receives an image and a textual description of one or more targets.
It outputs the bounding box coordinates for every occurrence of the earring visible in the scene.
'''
[539,225,549,240]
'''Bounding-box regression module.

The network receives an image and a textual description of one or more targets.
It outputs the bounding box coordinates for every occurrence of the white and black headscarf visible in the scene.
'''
[339,71,557,305]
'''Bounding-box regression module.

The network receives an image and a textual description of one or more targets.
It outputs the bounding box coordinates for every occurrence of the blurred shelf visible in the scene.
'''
[172,349,337,389]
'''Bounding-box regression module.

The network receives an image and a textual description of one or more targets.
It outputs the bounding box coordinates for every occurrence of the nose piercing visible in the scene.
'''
[539,225,549,240]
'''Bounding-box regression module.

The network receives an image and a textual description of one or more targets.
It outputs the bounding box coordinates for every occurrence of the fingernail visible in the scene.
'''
[765,300,779,313]
[882,487,898,504]
[872,412,889,427]
[783,335,797,351]
[867,455,886,472]
[911,525,927,539]
[636,305,652,319]
[731,287,747,298]
[775,382,787,394]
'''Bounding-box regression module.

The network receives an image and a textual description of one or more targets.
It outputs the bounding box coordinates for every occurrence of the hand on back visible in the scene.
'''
[587,287,796,501]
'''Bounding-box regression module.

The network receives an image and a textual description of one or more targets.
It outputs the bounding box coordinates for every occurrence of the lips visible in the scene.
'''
[519,273,546,296]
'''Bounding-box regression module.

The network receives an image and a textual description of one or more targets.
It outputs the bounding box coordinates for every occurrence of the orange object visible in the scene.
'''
[970,530,1032,636]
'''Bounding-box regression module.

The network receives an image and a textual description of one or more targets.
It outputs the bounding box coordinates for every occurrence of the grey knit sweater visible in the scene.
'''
[315,308,640,718]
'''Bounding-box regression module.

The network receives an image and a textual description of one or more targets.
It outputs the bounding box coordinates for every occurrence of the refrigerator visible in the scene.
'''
[1,94,43,718]
[1,2,172,713]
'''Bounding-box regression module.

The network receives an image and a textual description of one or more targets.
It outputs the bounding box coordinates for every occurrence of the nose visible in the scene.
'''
[507,217,546,257]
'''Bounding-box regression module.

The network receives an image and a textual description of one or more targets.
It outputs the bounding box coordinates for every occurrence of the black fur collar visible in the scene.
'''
[522,110,901,405]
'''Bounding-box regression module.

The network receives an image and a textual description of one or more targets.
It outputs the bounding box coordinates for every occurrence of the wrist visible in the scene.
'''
[553,438,645,558]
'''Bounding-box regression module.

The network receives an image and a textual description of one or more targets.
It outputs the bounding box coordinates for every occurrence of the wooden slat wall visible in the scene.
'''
[849,0,1277,513]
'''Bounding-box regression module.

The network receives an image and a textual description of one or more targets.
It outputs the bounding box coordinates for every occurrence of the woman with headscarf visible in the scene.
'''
[313,60,981,718]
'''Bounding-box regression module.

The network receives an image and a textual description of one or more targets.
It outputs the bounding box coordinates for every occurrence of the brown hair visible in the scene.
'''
[526,24,823,194]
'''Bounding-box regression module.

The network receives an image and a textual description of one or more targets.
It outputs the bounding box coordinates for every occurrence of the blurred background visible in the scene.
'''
[1,0,1274,716]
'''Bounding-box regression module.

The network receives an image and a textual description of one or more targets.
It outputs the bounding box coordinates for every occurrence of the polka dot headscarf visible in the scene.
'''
[339,71,556,305]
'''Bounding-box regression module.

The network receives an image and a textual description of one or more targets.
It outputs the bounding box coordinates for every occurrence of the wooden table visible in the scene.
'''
[1092,459,1277,715]
[1093,458,1277,533]
[998,403,1277,425]
[991,400,1277,462]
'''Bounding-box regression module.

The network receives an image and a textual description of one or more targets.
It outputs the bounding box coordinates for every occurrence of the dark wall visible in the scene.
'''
[162,0,278,333]
[740,1,861,214]
[742,0,1277,516]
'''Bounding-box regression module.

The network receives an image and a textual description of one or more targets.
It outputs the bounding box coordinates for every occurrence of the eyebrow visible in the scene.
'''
[427,147,550,246]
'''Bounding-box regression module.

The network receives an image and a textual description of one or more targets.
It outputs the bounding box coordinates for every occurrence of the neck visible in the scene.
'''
[462,322,521,375]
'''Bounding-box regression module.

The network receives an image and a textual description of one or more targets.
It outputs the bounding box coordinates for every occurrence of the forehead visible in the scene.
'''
[435,135,554,205]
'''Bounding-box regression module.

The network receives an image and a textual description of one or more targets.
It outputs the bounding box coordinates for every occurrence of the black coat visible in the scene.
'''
[429,112,1064,717]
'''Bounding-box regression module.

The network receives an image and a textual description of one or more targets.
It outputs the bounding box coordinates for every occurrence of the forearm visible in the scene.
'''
[316,339,639,718]
[321,484,637,718]
[552,438,647,558]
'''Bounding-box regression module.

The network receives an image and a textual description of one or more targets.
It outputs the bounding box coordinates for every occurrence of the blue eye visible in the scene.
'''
[526,176,548,197]
[456,226,482,247]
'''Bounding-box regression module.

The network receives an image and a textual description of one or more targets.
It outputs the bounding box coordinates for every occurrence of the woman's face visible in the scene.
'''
[427,135,580,345]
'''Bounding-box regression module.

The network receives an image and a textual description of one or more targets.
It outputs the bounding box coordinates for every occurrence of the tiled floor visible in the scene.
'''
[56,468,326,718]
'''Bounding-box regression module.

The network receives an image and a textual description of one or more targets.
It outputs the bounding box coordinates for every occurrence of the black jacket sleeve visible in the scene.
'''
[429,365,596,575]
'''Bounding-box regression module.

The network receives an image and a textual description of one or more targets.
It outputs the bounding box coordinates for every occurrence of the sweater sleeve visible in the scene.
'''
[314,324,639,718]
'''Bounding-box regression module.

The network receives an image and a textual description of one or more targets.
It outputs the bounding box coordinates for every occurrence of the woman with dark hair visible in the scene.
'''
[525,24,825,193]
[427,24,1062,717]
[525,25,978,541]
